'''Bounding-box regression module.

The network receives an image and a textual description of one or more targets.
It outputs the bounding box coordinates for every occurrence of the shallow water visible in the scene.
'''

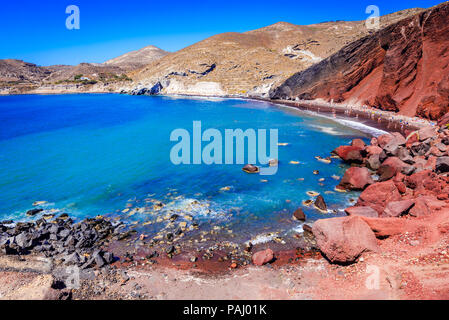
[0,94,376,244]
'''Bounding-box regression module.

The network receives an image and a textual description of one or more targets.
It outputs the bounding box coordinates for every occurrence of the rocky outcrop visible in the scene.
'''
[312,216,378,264]
[271,2,449,121]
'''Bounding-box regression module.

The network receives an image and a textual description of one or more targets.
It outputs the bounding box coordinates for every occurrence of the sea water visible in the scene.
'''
[0,94,383,243]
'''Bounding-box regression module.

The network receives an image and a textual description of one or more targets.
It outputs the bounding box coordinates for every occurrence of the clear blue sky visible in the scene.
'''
[0,0,443,66]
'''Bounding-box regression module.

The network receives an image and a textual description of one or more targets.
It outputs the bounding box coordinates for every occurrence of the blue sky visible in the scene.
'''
[0,0,442,66]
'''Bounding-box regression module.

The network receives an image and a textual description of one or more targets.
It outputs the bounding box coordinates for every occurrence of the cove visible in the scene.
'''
[0,94,380,245]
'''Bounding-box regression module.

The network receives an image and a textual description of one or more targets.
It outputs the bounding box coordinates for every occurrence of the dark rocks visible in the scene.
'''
[292,208,306,221]
[314,195,327,212]
[397,147,414,164]
[0,215,118,270]
[242,164,260,174]
[436,156,449,173]
[26,208,43,216]
[411,142,431,156]
[377,165,397,181]
[367,154,381,171]
[15,232,33,249]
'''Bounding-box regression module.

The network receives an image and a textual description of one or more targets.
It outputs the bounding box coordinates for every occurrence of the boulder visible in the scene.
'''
[312,216,378,264]
[26,209,43,216]
[383,141,400,156]
[357,180,402,214]
[377,165,397,181]
[360,217,409,238]
[377,134,394,148]
[292,208,306,221]
[344,206,379,218]
[332,146,363,163]
[436,157,449,173]
[418,126,437,141]
[351,139,366,149]
[367,154,381,171]
[365,145,383,156]
[397,147,414,164]
[242,164,259,174]
[383,157,408,173]
[252,249,274,266]
[338,167,374,190]
[411,142,431,156]
[409,196,446,217]
[382,200,415,217]
[314,195,327,212]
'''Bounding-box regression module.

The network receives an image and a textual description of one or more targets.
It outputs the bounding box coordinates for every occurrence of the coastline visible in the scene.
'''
[1,91,449,300]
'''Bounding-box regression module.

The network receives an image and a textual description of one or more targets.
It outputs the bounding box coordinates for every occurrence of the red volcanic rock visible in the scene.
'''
[377,134,394,148]
[333,145,363,163]
[365,145,383,156]
[357,180,402,214]
[360,217,408,238]
[377,165,397,182]
[383,157,408,173]
[312,216,378,264]
[345,206,379,218]
[252,249,274,266]
[351,139,366,149]
[391,132,406,146]
[382,200,415,217]
[406,132,419,148]
[418,126,437,141]
[409,196,446,217]
[338,167,374,191]
[271,3,449,121]
[405,170,449,195]
[370,137,378,146]
[395,181,407,194]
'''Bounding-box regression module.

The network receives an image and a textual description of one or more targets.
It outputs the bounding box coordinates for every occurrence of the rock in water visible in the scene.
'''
[292,208,306,221]
[242,164,260,174]
[252,249,274,266]
[314,195,327,212]
[312,216,378,264]
[26,208,43,216]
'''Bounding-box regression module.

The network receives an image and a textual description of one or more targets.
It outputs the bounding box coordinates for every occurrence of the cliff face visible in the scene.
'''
[271,2,449,120]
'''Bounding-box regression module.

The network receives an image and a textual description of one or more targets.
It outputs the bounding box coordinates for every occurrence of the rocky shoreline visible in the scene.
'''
[313,122,449,264]
[1,95,449,299]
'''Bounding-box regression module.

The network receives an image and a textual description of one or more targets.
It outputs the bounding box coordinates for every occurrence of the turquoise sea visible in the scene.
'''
[0,94,385,244]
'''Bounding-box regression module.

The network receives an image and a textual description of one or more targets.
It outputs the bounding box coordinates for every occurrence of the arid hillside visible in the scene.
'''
[129,8,423,97]
[271,2,449,120]
[0,45,168,93]
[104,45,169,71]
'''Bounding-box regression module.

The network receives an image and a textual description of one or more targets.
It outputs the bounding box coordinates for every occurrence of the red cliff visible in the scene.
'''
[271,2,449,120]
